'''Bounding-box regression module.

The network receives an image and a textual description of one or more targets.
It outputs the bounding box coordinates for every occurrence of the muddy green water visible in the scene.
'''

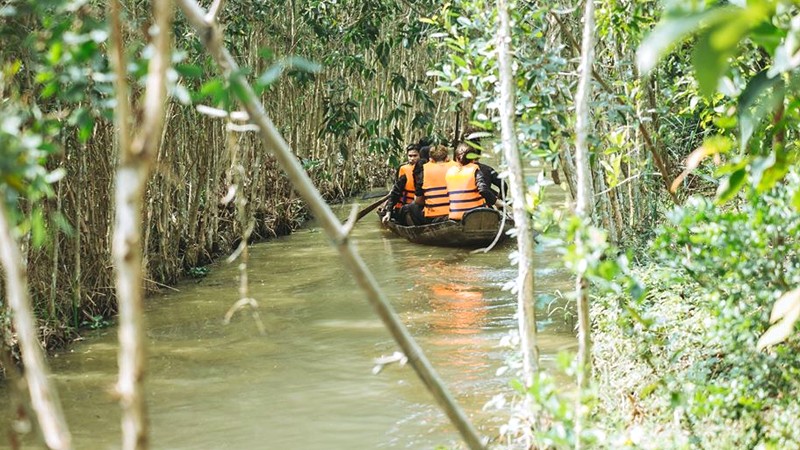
[1,184,574,450]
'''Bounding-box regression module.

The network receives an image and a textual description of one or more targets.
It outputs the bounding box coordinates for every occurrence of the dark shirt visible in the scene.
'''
[476,161,504,199]
[386,174,407,209]
[475,168,498,206]
[413,160,426,196]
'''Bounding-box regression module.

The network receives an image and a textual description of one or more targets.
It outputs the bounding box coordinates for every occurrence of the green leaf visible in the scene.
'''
[31,207,47,248]
[258,47,274,61]
[509,378,525,394]
[637,8,732,75]
[376,41,390,68]
[200,79,226,104]
[752,153,788,193]
[640,382,660,399]
[47,42,63,65]
[692,26,732,99]
[451,55,467,68]
[749,20,784,55]
[738,70,782,152]
[229,79,250,104]
[792,188,800,212]
[35,70,55,84]
[284,56,322,74]
[175,63,203,79]
[715,167,746,204]
[693,3,772,98]
[77,114,94,143]
[258,64,284,87]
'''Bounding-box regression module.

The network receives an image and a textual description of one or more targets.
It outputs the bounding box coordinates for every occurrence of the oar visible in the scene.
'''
[355,193,390,222]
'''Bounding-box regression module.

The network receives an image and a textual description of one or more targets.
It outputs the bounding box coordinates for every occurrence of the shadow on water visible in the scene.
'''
[0,183,575,449]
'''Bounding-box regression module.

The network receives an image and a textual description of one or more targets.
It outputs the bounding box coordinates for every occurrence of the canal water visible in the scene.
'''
[0,183,574,449]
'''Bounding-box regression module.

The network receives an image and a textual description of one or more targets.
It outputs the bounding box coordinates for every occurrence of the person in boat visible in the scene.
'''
[446,142,503,221]
[380,143,421,225]
[408,144,456,225]
[462,127,505,200]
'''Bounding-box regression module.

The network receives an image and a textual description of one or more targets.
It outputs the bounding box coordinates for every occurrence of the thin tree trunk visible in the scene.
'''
[175,1,485,448]
[50,178,62,319]
[573,0,597,446]
[73,145,85,329]
[560,145,578,201]
[1,338,27,450]
[0,206,72,450]
[552,10,678,206]
[496,0,538,389]
[109,0,173,449]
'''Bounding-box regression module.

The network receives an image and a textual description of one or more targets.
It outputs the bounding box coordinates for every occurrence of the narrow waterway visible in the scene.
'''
[1,182,573,449]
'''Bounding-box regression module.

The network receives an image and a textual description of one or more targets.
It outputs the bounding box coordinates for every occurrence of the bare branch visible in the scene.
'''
[205,0,225,23]
[339,203,359,242]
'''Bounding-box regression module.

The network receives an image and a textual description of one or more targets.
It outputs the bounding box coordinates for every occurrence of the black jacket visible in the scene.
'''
[476,161,504,199]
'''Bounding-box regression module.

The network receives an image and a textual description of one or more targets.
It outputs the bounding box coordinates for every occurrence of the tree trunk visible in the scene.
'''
[0,206,72,450]
[573,0,597,446]
[496,0,539,390]
[109,0,173,449]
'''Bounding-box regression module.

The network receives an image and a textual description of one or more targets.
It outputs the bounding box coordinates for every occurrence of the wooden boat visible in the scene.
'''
[381,208,514,248]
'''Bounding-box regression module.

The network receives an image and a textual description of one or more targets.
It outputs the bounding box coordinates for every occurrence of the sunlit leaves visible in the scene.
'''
[671,136,730,193]
[638,3,773,98]
[637,8,724,76]
[715,166,747,204]
[637,0,800,207]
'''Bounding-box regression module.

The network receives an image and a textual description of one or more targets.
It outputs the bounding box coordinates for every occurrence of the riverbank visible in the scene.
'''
[590,261,800,449]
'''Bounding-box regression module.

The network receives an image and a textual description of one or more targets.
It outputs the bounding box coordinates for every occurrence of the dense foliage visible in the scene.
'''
[0,0,448,343]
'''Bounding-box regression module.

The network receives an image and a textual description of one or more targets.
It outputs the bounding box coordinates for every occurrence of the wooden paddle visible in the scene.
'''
[355,193,390,222]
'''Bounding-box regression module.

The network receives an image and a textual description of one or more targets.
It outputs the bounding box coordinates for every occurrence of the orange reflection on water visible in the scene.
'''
[429,283,487,335]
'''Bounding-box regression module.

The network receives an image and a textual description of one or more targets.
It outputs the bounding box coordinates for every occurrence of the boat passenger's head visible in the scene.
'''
[405,145,420,165]
[429,145,449,163]
[418,145,431,164]
[455,142,480,165]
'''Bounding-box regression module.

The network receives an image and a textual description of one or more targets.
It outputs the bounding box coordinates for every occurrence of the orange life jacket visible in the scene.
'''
[394,164,416,208]
[422,161,454,217]
[446,163,486,220]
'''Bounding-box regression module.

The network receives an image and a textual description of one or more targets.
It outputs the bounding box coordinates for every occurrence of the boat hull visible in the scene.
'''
[381,208,514,248]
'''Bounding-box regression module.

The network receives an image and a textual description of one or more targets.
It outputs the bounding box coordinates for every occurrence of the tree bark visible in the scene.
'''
[0,206,72,450]
[109,0,173,449]
[175,1,485,448]
[573,0,597,446]
[496,0,539,389]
